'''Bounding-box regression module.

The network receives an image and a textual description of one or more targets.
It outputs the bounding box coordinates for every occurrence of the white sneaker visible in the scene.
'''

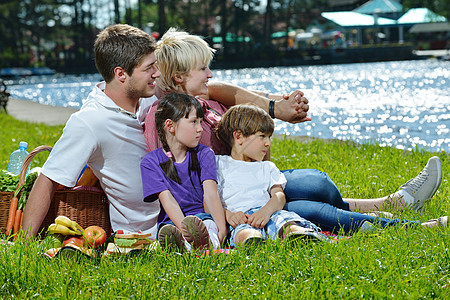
[358,221,380,235]
[421,216,449,228]
[365,211,394,219]
[397,156,442,211]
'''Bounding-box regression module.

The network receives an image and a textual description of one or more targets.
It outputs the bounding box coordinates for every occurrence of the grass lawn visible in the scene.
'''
[1,112,449,298]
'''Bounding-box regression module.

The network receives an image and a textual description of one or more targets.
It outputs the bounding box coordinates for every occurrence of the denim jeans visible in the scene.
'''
[282,169,419,233]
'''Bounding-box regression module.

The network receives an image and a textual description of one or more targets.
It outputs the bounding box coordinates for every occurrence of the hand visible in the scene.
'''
[226,211,248,228]
[246,210,271,229]
[276,90,311,124]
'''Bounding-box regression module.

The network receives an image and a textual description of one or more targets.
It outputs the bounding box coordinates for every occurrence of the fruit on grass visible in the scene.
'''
[63,236,85,247]
[55,216,83,235]
[48,223,81,236]
[84,226,107,248]
[45,233,65,248]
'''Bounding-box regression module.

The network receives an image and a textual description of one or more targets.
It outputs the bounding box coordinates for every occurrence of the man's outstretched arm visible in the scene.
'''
[22,173,59,239]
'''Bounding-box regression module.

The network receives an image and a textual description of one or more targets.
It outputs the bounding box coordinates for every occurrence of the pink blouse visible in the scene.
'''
[144,96,230,155]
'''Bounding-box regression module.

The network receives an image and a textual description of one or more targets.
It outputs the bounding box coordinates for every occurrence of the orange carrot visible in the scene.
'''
[13,209,22,235]
[6,196,18,236]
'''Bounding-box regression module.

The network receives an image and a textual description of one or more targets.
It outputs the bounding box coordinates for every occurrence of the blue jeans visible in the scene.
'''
[282,169,419,233]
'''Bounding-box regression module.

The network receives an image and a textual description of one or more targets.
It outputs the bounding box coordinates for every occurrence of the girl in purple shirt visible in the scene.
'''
[140,93,226,252]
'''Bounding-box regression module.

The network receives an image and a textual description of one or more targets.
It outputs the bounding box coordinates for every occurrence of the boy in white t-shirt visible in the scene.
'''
[215,104,326,246]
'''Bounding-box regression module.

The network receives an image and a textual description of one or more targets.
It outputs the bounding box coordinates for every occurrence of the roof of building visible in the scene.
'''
[353,0,402,14]
[409,22,450,33]
[397,8,447,24]
[321,11,396,27]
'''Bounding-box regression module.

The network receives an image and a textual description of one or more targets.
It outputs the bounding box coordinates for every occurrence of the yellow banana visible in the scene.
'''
[55,216,83,235]
[54,216,72,227]
[48,223,80,236]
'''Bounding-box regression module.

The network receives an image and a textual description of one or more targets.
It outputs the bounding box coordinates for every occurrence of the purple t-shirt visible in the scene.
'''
[140,144,217,224]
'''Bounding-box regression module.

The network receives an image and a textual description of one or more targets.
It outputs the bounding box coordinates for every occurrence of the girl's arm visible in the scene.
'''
[246,184,286,229]
[158,190,185,230]
[203,180,227,243]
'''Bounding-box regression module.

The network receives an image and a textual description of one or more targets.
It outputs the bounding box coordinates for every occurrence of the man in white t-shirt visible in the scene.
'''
[23,24,161,238]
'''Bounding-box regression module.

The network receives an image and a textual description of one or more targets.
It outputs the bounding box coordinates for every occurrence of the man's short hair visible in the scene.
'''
[155,28,216,92]
[94,24,157,83]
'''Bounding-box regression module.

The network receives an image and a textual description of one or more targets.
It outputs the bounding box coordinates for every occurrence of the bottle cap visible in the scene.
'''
[19,141,28,149]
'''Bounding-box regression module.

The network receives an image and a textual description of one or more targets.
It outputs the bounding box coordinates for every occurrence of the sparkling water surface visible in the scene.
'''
[6,60,450,153]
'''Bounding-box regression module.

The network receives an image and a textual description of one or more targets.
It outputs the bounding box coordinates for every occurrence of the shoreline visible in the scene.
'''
[5,98,446,153]
[6,98,78,126]
[5,98,318,142]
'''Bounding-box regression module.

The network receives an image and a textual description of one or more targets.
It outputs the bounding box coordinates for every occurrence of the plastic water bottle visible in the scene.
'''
[7,141,29,176]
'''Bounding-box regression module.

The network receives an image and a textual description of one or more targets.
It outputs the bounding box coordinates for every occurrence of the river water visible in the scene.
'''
[5,60,450,153]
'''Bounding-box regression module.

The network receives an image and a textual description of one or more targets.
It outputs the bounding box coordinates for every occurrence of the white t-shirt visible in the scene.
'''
[215,155,287,213]
[42,82,159,235]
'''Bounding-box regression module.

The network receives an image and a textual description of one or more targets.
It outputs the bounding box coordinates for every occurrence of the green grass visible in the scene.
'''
[0,113,63,169]
[1,112,449,299]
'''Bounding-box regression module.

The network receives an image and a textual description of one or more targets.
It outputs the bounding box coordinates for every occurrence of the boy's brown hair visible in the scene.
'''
[94,24,157,83]
[216,104,274,152]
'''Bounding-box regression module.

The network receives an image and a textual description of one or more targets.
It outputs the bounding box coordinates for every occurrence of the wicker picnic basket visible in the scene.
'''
[0,145,112,237]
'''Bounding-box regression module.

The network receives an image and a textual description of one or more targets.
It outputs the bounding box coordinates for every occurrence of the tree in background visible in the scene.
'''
[403,0,450,20]
[1,0,448,71]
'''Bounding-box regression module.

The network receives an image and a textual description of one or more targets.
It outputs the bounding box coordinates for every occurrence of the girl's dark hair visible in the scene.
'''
[216,104,274,152]
[155,93,204,184]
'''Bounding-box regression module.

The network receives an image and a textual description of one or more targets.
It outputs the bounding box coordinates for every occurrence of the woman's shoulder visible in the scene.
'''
[196,96,228,111]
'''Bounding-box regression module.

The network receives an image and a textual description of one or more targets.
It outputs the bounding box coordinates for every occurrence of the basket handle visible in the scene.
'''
[17,145,53,190]
[7,146,52,237]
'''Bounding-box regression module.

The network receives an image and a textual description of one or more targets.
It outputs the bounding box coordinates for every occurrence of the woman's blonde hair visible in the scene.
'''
[216,104,274,152]
[156,28,216,92]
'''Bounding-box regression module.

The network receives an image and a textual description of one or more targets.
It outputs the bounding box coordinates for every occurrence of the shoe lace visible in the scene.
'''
[401,170,429,192]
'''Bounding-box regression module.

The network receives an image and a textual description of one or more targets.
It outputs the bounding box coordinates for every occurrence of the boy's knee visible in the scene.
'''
[235,228,262,245]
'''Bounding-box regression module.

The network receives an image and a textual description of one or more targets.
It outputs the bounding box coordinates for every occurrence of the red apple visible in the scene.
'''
[84,226,107,248]
[63,236,85,247]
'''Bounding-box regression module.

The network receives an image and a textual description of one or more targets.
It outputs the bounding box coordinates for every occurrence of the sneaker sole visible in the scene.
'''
[415,156,442,210]
[427,156,442,201]
[158,224,186,253]
[181,216,211,250]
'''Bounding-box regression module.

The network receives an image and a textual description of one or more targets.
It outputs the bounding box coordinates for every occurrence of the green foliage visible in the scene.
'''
[0,170,19,192]
[403,0,450,20]
[2,0,448,69]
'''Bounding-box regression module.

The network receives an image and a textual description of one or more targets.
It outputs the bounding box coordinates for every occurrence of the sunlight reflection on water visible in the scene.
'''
[6,60,450,153]
[213,60,450,153]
